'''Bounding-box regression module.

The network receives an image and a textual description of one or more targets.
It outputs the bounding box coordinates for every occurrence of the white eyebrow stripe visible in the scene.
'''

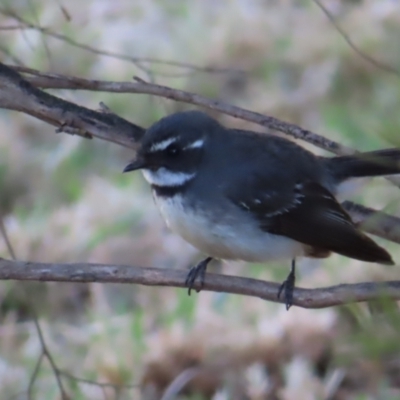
[142,168,195,187]
[149,137,178,152]
[185,139,204,149]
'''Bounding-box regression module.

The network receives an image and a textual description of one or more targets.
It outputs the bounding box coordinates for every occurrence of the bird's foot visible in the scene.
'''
[277,259,296,310]
[185,257,213,296]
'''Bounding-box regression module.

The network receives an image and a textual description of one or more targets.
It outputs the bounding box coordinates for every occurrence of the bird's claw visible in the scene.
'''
[185,257,212,296]
[277,260,296,310]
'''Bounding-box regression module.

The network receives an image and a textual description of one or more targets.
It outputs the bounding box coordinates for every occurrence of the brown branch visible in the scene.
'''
[1,257,400,309]
[10,66,392,154]
[12,65,400,189]
[0,63,399,245]
[15,67,352,154]
[0,63,144,148]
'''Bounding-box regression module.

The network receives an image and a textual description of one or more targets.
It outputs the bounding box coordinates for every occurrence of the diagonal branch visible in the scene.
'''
[312,0,400,78]
[60,370,138,390]
[343,201,400,243]
[0,257,400,309]
[27,351,44,400]
[8,64,400,187]
[0,63,144,148]
[14,65,400,177]
[32,314,69,399]
[13,66,352,154]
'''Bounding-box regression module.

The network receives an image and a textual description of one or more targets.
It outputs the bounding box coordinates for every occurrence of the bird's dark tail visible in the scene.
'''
[326,149,400,182]
[332,229,394,265]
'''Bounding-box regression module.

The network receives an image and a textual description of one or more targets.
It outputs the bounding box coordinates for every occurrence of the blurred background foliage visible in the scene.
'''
[0,0,400,398]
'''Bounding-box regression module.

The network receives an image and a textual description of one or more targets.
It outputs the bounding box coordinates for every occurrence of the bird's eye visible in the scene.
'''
[166,143,181,156]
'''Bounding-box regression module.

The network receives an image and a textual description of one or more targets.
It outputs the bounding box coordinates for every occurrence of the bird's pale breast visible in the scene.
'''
[154,192,306,262]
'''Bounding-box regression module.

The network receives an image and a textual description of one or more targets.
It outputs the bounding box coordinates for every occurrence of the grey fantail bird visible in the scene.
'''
[123,110,400,309]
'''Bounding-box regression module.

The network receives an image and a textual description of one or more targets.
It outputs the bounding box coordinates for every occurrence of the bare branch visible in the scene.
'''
[0,258,400,309]
[0,215,16,260]
[343,201,400,244]
[60,370,138,390]
[0,63,144,148]
[6,66,382,153]
[24,363,141,400]
[14,65,400,188]
[32,314,69,399]
[0,7,239,76]
[313,0,400,78]
[0,44,24,65]
[27,351,44,400]
[17,68,351,154]
[0,24,25,30]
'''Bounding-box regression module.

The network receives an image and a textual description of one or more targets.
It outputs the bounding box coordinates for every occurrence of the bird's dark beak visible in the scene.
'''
[123,157,147,173]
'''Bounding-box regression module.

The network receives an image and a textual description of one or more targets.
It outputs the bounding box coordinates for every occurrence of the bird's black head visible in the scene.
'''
[123,111,221,189]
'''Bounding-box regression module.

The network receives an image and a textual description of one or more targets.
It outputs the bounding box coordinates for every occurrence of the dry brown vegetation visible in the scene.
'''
[1,0,400,399]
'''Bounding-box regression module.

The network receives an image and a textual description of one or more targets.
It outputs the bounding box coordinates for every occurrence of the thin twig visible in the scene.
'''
[313,0,400,77]
[32,314,69,399]
[0,215,16,260]
[1,208,67,398]
[0,24,25,30]
[0,44,24,65]
[27,0,53,66]
[27,351,44,400]
[0,7,240,77]
[60,370,139,389]
[0,258,400,309]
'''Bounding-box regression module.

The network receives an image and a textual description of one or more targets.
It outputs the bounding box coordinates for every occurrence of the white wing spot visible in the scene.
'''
[240,202,250,210]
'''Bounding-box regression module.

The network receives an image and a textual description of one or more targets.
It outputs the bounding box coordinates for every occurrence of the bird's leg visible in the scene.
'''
[185,257,213,296]
[277,259,296,310]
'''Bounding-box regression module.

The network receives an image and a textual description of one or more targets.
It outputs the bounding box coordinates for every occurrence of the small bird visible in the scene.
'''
[124,110,400,309]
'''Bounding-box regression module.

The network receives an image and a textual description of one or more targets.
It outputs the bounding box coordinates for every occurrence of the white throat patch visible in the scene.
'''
[142,168,195,187]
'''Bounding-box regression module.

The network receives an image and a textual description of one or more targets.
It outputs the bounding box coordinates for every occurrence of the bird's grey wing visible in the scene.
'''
[227,178,393,264]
